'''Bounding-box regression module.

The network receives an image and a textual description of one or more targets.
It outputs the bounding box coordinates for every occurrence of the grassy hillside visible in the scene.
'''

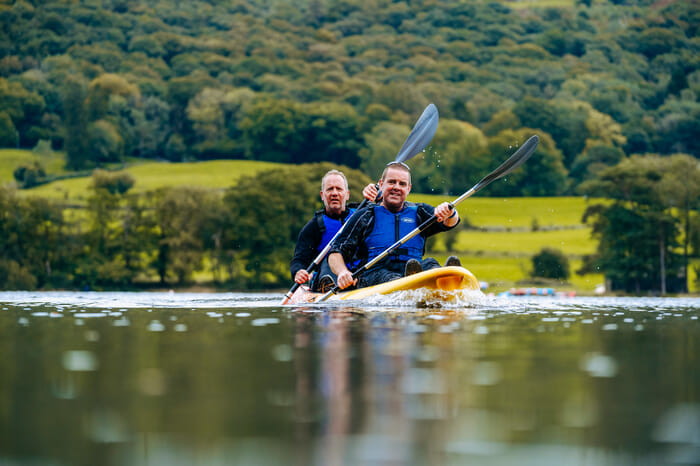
[24,159,284,201]
[0,148,68,183]
[409,194,594,228]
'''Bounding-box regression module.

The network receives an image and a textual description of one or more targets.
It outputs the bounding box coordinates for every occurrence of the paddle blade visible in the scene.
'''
[395,103,439,164]
[474,135,539,192]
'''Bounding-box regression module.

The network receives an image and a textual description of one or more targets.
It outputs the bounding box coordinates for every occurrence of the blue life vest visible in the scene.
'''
[366,204,424,263]
[315,208,356,253]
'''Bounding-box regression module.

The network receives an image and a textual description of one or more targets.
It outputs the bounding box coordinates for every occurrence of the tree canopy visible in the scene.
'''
[0,0,696,196]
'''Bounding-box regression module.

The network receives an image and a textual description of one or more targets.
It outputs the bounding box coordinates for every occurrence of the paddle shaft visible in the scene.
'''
[316,135,539,303]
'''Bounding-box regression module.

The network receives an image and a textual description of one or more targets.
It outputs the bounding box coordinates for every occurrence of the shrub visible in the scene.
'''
[531,247,570,280]
[13,161,46,188]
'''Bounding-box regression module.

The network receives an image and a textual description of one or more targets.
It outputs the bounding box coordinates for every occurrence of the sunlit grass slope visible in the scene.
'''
[24,159,283,201]
[408,194,594,228]
[456,229,596,256]
[0,148,68,182]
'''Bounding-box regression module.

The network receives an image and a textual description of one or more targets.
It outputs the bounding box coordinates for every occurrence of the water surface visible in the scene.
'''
[1,292,698,466]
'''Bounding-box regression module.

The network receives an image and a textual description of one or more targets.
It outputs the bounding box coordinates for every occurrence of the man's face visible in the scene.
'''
[321,174,349,216]
[379,167,411,212]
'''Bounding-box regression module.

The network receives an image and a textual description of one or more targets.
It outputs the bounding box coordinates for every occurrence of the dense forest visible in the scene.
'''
[0,0,698,293]
[0,0,697,195]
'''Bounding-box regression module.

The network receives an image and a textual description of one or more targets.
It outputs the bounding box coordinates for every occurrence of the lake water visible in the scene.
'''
[1,291,698,466]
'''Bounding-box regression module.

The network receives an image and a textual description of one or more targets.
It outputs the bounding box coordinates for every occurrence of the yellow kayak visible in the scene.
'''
[287,266,481,304]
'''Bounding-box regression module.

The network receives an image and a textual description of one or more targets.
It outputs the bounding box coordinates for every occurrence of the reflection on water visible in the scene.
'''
[0,292,699,465]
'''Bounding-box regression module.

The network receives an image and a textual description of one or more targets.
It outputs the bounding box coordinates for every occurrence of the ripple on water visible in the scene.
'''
[0,291,284,309]
[0,292,698,320]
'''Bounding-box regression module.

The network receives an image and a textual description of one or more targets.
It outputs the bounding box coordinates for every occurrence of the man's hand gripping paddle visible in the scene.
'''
[281,103,439,304]
[316,134,539,303]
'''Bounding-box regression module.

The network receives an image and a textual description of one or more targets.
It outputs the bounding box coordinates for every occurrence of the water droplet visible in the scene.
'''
[272,344,293,362]
[252,318,279,327]
[113,317,130,327]
[62,350,99,372]
[147,320,165,332]
[472,362,502,386]
[581,352,618,378]
[401,368,447,394]
[86,410,128,443]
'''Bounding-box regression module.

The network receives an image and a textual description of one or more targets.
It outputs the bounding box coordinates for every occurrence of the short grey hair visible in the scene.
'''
[381,162,411,184]
[321,169,349,191]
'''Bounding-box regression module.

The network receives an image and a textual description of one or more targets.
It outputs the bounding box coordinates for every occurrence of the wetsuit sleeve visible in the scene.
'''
[290,218,322,279]
[330,208,374,264]
[417,203,459,238]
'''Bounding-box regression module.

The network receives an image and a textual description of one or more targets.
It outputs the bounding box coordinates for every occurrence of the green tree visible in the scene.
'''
[85,73,140,122]
[77,177,130,287]
[481,130,568,197]
[132,96,171,159]
[570,143,625,186]
[513,96,589,169]
[532,248,570,280]
[13,161,46,188]
[61,76,89,170]
[87,120,124,164]
[0,186,71,289]
[152,187,216,285]
[241,99,364,167]
[421,119,489,196]
[657,154,700,293]
[359,120,412,178]
[0,111,17,147]
[0,77,45,148]
[581,155,685,294]
[91,169,135,195]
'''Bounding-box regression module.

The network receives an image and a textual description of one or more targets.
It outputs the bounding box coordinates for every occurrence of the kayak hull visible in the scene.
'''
[287,266,481,304]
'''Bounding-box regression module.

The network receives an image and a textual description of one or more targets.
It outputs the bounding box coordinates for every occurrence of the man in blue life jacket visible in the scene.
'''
[290,169,374,292]
[328,162,461,290]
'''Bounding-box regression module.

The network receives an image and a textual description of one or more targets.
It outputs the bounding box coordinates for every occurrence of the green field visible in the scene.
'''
[409,194,597,228]
[22,159,283,201]
[0,148,68,182]
[1,149,284,201]
[455,228,596,256]
[431,253,605,293]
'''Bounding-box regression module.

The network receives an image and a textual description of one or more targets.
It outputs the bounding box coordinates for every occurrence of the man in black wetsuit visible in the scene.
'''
[290,169,373,292]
